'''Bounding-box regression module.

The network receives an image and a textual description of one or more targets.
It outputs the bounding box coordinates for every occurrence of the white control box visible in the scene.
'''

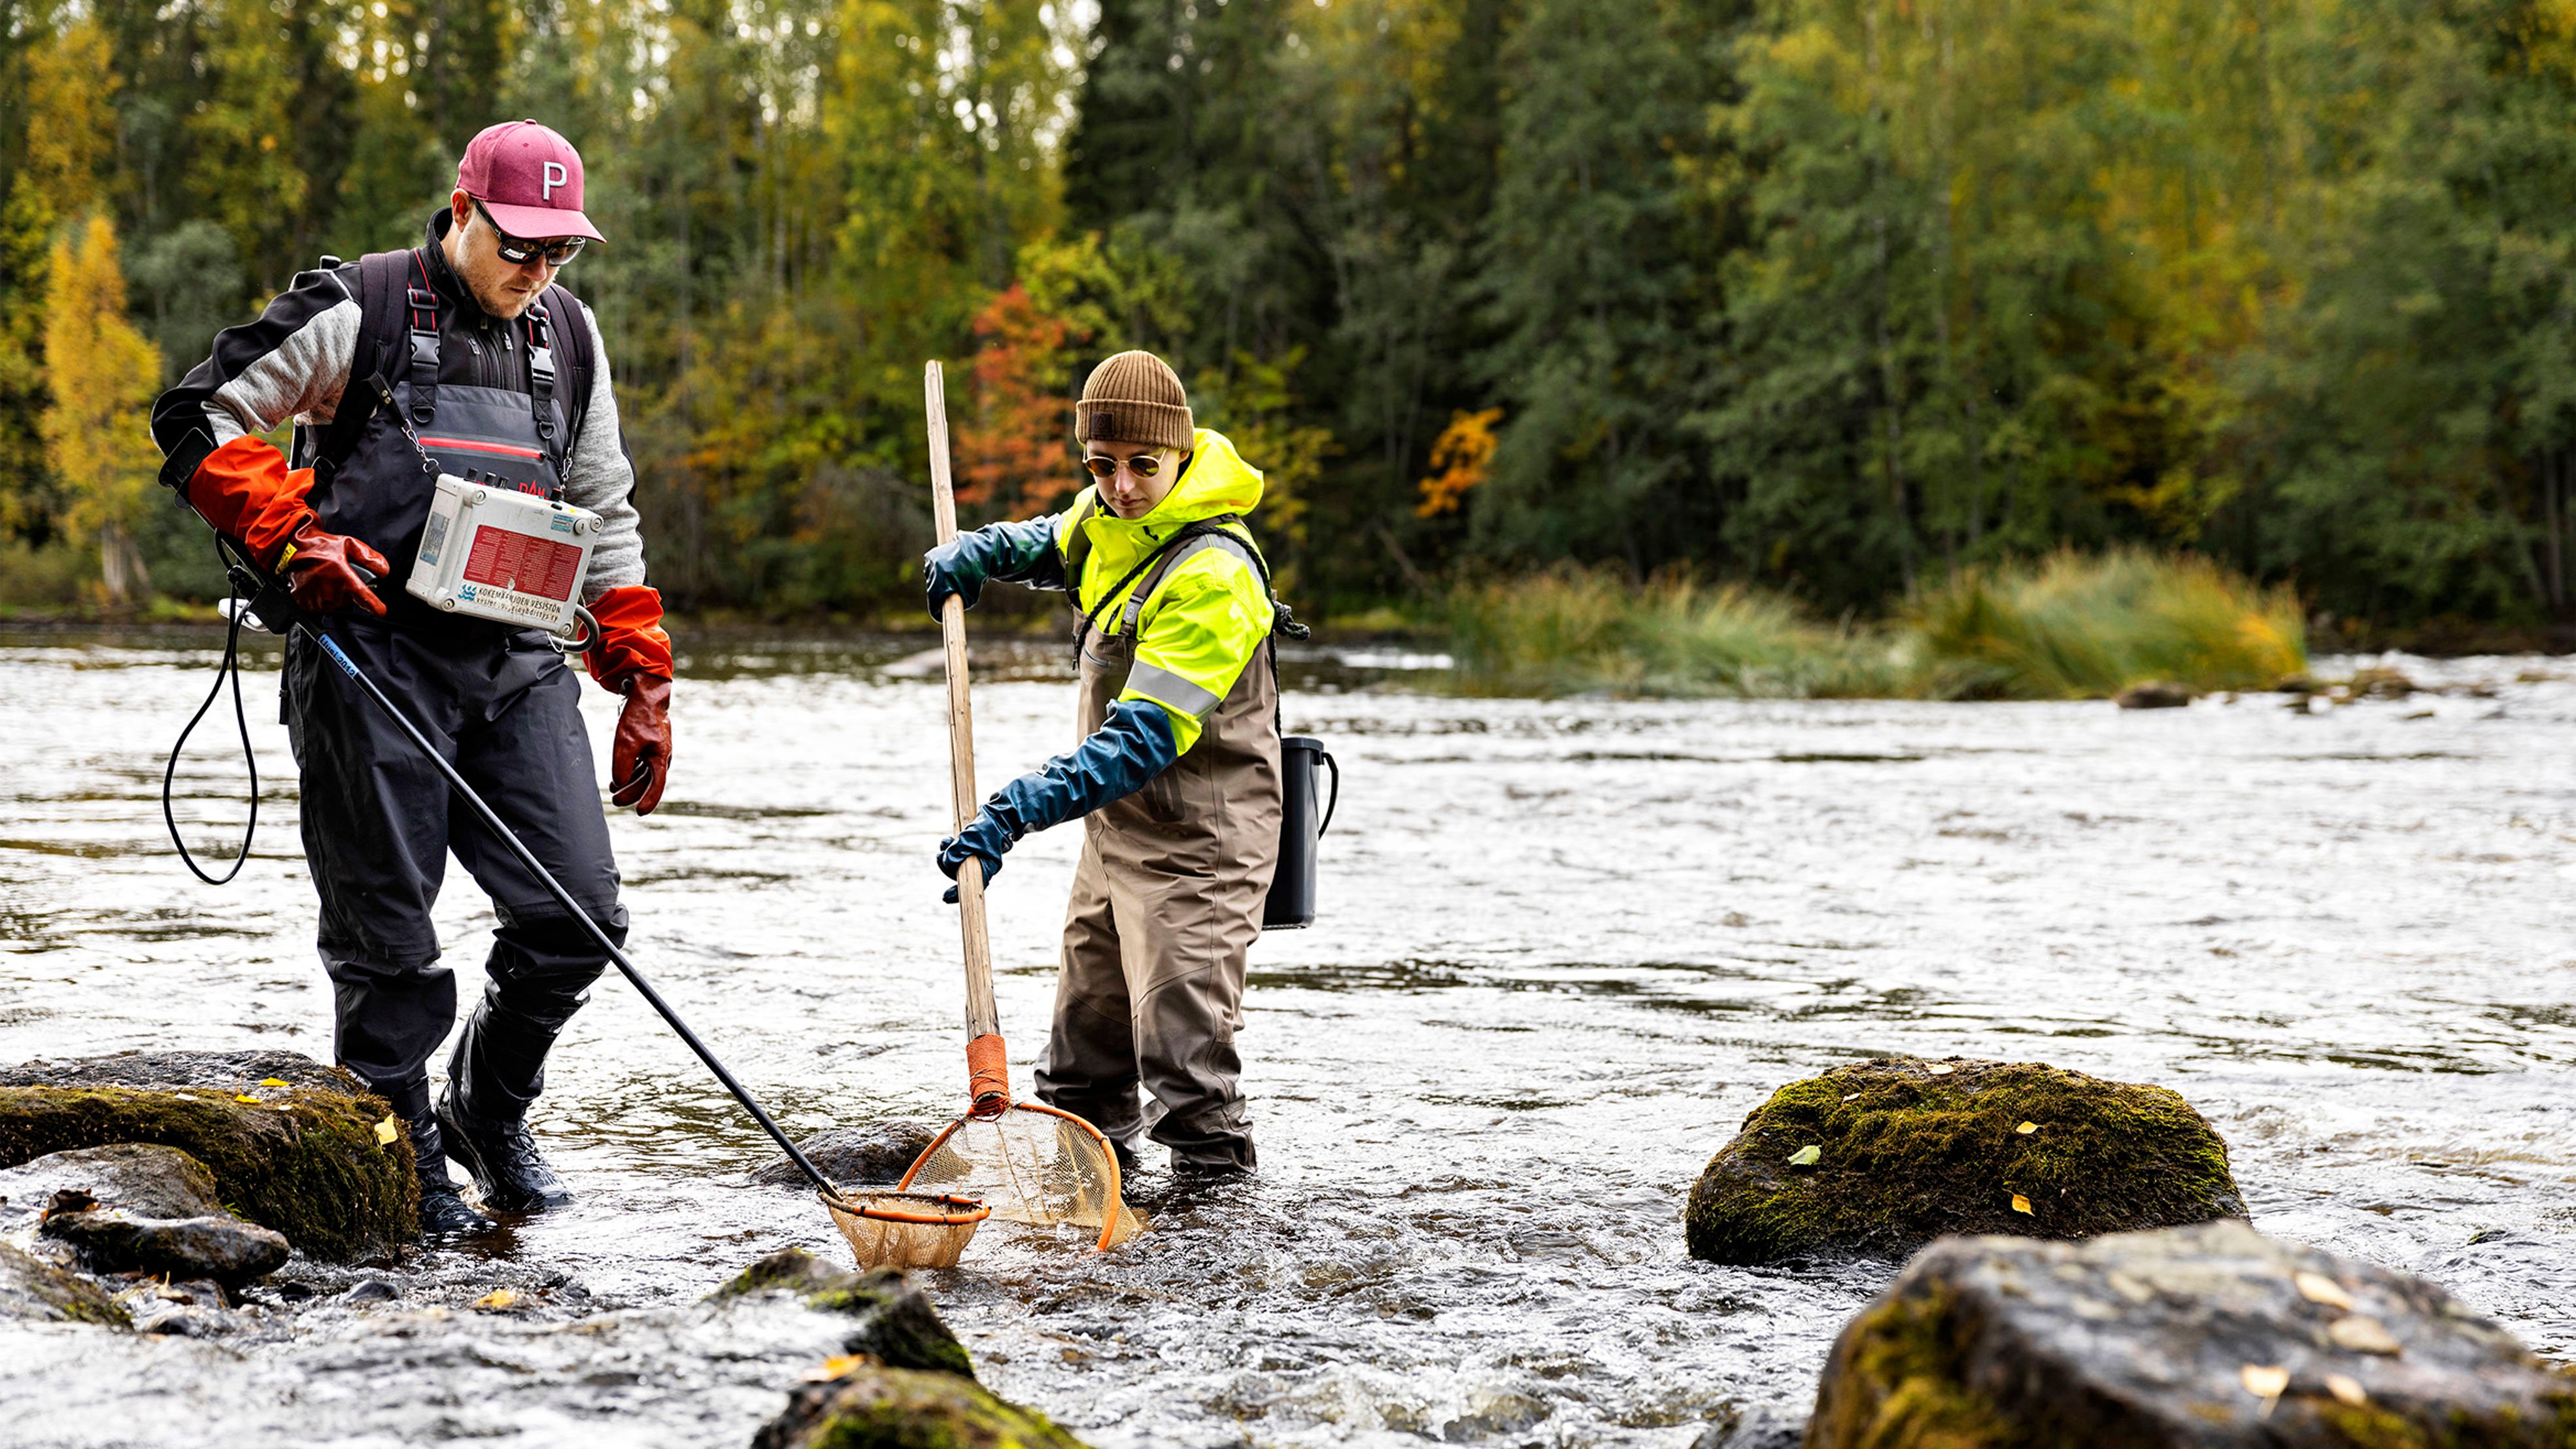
[405,473,600,636]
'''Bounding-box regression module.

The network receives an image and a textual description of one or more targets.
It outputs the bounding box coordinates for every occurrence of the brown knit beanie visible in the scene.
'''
[1076,350,1195,451]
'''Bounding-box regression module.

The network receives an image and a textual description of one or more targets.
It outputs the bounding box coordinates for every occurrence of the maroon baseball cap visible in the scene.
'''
[455,120,605,244]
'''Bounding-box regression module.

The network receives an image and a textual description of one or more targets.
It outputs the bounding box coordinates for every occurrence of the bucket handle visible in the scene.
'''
[1316,748,1339,838]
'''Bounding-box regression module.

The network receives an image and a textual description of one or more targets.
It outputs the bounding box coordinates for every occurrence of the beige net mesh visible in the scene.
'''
[900,1102,1146,1251]
[821,1189,991,1270]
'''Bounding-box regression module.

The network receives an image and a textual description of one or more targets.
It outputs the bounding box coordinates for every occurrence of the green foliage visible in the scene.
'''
[1908,549,2308,698]
[1446,551,2305,698]
[2,0,2573,628]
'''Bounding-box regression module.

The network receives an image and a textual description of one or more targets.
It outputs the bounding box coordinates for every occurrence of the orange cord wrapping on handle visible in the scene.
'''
[966,1032,1010,1114]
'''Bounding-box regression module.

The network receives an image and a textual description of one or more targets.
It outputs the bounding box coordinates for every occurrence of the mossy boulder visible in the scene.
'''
[1684,1057,2245,1265]
[1807,1219,2576,1448]
[0,1052,416,1260]
[751,1123,937,1189]
[714,1248,976,1381]
[0,1242,128,1329]
[752,1367,1090,1449]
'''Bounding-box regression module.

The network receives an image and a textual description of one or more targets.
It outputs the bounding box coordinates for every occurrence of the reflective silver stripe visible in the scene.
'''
[1120,532,1255,631]
[1125,661,1222,718]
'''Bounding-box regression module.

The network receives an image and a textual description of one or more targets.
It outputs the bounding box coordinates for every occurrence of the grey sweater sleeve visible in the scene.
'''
[564,303,647,598]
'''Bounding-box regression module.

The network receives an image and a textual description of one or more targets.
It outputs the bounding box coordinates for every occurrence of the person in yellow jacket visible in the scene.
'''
[924,350,1285,1180]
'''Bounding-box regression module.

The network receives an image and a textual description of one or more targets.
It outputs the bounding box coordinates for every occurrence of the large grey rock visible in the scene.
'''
[0,1242,127,1329]
[753,1367,1089,1449]
[1686,1057,2246,1265]
[0,1142,226,1233]
[44,1209,290,1289]
[0,1050,418,1258]
[1806,1218,2576,1448]
[749,1123,936,1189]
[0,1050,354,1094]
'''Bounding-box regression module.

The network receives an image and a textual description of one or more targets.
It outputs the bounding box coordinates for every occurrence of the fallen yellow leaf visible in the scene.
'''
[2016,1121,2039,1134]
[2328,1316,2401,1355]
[473,1289,518,1310]
[1788,1144,1822,1167]
[233,1094,262,1104]
[2294,1270,2355,1310]
[2324,1374,2367,1406]
[2241,1365,2290,1398]
[259,1078,290,1087]
[802,1354,874,1382]
[2010,1193,2033,1215]
[375,1116,399,1146]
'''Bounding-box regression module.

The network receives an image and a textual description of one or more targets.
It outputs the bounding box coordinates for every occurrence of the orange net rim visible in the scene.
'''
[818,1189,994,1227]
[898,1098,1133,1253]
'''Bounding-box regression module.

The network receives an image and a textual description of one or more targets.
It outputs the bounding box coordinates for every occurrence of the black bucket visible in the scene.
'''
[1263,736,1338,930]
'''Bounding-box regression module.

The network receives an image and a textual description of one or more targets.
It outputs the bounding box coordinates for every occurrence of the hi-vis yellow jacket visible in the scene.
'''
[1049,428,1274,755]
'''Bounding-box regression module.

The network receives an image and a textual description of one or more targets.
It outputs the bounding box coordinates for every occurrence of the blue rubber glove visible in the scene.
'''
[923,517,1063,622]
[938,698,1181,900]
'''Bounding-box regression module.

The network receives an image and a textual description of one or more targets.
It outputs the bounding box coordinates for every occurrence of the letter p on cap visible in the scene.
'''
[543,162,568,200]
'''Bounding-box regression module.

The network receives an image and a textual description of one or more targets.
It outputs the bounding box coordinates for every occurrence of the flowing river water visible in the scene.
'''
[1,624,2571,1448]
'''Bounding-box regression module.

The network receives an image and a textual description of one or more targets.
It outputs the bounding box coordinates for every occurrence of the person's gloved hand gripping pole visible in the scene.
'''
[182,435,389,616]
[938,699,1179,902]
[922,516,1065,620]
[587,585,677,815]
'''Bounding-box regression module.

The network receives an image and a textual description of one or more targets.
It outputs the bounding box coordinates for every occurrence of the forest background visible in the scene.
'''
[3,0,2576,643]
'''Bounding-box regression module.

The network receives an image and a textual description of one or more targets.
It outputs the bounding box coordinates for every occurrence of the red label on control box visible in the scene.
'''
[462,525,582,602]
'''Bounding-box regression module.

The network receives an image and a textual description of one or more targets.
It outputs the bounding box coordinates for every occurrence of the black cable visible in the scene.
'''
[162,562,260,885]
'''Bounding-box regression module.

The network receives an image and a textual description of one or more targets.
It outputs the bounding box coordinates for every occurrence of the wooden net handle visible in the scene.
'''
[926,360,1004,1068]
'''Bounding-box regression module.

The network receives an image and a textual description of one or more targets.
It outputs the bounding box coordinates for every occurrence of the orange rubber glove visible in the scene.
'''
[277,516,390,618]
[184,435,317,569]
[586,585,675,815]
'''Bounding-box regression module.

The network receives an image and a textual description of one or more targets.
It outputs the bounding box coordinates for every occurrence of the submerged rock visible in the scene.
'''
[713,1248,975,1381]
[44,1210,290,1289]
[0,1051,416,1259]
[750,1123,937,1189]
[0,1242,127,1329]
[753,1366,1090,1449]
[2115,680,2195,709]
[0,1142,227,1231]
[1684,1057,2244,1265]
[1806,1219,2576,1448]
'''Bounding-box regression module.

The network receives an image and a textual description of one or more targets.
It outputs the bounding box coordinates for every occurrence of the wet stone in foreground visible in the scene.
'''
[1685,1057,2246,1265]
[1806,1219,2576,1448]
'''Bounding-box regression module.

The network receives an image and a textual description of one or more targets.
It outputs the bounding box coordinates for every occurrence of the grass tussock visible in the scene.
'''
[1446,550,2306,700]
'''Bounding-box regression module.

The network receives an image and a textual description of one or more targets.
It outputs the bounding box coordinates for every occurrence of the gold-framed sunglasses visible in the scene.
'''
[473,199,586,267]
[1080,451,1164,479]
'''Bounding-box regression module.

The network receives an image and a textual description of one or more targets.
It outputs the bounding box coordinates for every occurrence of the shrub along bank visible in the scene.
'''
[1446,550,2309,700]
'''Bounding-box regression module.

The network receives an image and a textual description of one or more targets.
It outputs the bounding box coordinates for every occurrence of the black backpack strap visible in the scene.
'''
[306,250,415,489]
[526,282,596,468]
[401,250,441,430]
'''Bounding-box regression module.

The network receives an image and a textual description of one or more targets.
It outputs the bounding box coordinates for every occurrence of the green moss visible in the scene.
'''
[756,1368,1089,1449]
[0,1085,416,1259]
[714,1247,843,1299]
[0,1243,131,1329]
[1686,1058,2245,1265]
[811,1269,977,1381]
[1806,1280,2021,1449]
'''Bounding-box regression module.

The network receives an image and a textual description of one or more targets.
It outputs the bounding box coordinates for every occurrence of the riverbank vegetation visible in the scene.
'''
[1448,552,2309,700]
[3,0,2573,641]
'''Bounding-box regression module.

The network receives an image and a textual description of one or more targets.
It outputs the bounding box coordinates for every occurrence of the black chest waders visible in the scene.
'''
[169,546,877,1234]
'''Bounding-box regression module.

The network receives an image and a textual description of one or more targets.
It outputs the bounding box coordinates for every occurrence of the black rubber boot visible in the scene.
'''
[405,1113,496,1240]
[435,1087,572,1213]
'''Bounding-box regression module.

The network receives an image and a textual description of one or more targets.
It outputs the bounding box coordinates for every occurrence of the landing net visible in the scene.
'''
[900,1101,1145,1251]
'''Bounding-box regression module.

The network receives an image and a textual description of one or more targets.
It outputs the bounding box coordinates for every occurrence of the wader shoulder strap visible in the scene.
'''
[531,282,596,461]
[302,248,418,486]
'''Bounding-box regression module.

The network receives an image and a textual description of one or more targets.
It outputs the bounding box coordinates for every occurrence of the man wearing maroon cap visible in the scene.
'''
[150,122,668,1239]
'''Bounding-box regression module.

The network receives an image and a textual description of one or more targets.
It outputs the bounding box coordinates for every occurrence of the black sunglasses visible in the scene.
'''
[1081,451,1164,479]
[472,199,585,267]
